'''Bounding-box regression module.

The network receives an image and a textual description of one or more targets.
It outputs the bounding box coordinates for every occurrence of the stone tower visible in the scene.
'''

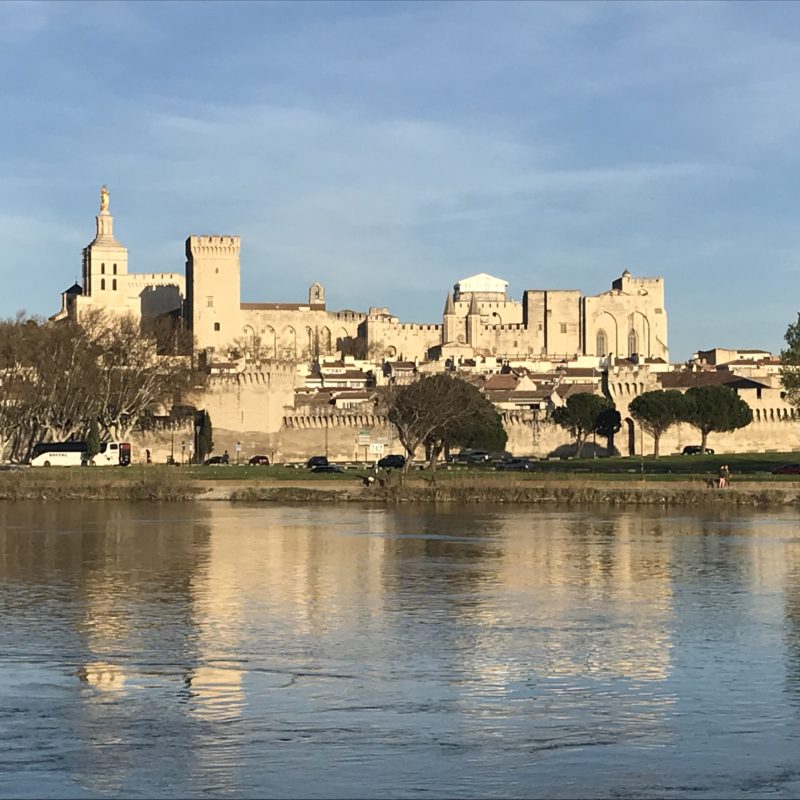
[308,282,325,305]
[466,292,481,346]
[185,235,241,352]
[80,185,133,316]
[442,291,458,344]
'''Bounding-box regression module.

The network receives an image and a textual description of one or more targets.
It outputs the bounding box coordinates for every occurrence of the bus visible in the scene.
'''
[29,441,132,467]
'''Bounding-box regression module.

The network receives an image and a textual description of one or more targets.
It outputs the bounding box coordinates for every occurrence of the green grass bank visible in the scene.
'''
[1,451,800,506]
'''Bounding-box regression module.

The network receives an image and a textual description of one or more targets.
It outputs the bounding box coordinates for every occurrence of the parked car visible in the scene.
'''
[307,455,329,468]
[203,455,226,465]
[248,455,270,466]
[682,446,715,455]
[377,454,405,469]
[772,463,800,475]
[311,464,344,474]
[450,449,490,464]
[495,457,537,472]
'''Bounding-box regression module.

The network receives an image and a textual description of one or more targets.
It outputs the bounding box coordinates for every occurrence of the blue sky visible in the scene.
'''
[2,0,800,359]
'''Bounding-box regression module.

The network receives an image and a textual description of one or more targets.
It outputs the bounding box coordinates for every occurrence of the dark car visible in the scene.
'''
[307,455,329,468]
[496,457,536,472]
[450,449,490,465]
[683,446,715,455]
[311,464,344,474]
[203,455,226,465]
[772,464,800,475]
[248,455,270,466]
[377,454,405,469]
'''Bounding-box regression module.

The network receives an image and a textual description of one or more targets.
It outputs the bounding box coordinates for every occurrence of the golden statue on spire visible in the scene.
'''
[100,184,109,213]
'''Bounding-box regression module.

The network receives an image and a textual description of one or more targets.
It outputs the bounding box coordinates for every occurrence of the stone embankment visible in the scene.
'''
[1,471,799,507]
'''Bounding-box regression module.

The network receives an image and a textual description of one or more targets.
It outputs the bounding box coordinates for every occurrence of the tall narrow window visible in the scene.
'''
[113,263,117,275]
[101,278,106,290]
[596,330,607,356]
[112,279,117,291]
[214,322,221,331]
[101,263,105,274]
[628,329,638,356]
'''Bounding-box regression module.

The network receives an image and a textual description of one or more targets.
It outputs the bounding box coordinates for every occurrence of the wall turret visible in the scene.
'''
[442,291,458,344]
[467,292,481,345]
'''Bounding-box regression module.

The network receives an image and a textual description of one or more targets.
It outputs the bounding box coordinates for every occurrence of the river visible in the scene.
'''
[1,502,800,798]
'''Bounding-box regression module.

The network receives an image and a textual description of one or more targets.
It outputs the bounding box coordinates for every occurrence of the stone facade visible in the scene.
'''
[52,187,184,323]
[52,187,800,464]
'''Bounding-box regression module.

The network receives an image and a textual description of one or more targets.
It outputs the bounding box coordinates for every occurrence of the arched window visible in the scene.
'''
[596,330,607,356]
[113,263,117,275]
[112,279,117,291]
[100,278,106,290]
[101,263,105,274]
[628,329,638,356]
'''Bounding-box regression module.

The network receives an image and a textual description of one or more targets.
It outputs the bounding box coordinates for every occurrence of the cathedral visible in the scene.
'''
[53,187,669,365]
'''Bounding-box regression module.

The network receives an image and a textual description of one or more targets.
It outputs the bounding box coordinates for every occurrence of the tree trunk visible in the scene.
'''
[653,432,660,459]
[700,429,708,454]
[575,434,585,458]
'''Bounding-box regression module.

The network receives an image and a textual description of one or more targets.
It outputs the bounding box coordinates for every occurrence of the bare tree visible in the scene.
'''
[384,374,505,473]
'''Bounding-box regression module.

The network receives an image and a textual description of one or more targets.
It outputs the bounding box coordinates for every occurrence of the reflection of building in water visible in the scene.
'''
[456,513,676,685]
[186,505,393,718]
[193,505,391,640]
[0,503,214,794]
[781,531,800,703]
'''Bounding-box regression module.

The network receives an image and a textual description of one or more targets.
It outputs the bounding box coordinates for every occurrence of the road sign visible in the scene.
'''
[357,431,370,446]
[369,443,384,455]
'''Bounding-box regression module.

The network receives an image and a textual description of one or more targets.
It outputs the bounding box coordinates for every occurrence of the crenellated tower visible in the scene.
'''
[185,235,241,351]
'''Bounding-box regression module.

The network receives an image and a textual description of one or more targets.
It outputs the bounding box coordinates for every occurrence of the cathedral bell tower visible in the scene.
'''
[80,185,131,313]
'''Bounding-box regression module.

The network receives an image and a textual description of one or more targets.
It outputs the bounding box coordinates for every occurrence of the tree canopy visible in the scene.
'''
[385,374,506,471]
[551,392,614,457]
[629,389,687,458]
[781,312,800,408]
[682,385,753,453]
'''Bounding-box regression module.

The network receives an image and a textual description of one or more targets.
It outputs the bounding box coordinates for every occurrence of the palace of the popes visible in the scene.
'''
[49,187,800,463]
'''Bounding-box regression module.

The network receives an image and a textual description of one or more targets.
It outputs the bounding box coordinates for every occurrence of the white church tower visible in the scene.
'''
[77,184,139,317]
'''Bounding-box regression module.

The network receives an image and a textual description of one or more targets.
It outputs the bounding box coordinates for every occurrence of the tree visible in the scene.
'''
[781,312,800,408]
[385,374,506,472]
[0,310,203,462]
[681,385,753,453]
[629,390,687,458]
[196,410,213,464]
[551,392,612,457]
[86,418,101,460]
[594,407,621,456]
[93,313,201,441]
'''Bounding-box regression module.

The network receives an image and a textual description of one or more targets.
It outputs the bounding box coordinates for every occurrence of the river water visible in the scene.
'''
[1,502,800,798]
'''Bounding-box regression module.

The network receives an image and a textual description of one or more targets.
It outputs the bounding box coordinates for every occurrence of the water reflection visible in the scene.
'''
[1,503,800,797]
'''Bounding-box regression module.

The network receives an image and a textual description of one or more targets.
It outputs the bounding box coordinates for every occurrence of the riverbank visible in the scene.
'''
[2,469,800,506]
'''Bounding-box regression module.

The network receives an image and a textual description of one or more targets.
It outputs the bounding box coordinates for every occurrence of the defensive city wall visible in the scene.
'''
[127,367,800,465]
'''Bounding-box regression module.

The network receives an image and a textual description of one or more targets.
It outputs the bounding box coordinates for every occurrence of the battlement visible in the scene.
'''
[396,323,442,332]
[186,235,240,257]
[283,412,390,429]
[488,323,524,331]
